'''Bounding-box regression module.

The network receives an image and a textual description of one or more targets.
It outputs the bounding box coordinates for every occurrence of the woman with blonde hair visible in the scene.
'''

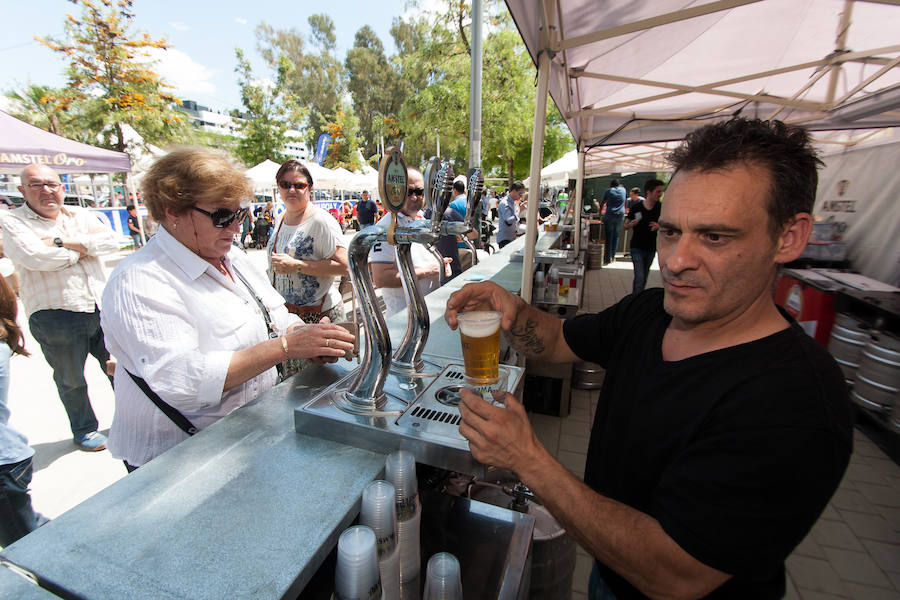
[101,149,354,470]
[0,274,47,545]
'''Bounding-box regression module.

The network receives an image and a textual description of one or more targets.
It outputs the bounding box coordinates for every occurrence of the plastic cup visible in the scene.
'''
[396,508,421,583]
[385,451,418,512]
[334,525,382,600]
[423,552,463,600]
[456,311,502,385]
[361,480,398,555]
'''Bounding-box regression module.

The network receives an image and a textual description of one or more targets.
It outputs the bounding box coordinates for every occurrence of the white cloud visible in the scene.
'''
[169,21,190,32]
[235,17,248,25]
[143,48,217,97]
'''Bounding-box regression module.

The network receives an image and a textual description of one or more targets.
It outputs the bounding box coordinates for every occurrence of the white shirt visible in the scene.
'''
[0,203,119,317]
[100,227,300,466]
[368,212,441,316]
[267,207,346,310]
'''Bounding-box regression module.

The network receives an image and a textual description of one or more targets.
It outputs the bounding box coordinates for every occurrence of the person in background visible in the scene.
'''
[101,149,354,470]
[0,164,119,452]
[369,167,441,316]
[497,182,523,249]
[342,202,353,232]
[127,205,142,250]
[269,161,349,326]
[239,205,256,249]
[0,274,47,547]
[601,178,627,265]
[489,191,499,221]
[619,187,645,258]
[357,190,377,228]
[435,179,466,280]
[623,179,664,294]
[447,118,851,600]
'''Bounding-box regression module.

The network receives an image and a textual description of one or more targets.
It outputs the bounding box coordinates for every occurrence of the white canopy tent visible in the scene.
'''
[504,0,900,300]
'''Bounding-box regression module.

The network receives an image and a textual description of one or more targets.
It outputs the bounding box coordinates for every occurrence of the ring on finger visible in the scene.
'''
[325,338,331,348]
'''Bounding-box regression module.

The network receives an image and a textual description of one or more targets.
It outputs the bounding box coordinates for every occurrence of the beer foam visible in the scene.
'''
[457,311,500,338]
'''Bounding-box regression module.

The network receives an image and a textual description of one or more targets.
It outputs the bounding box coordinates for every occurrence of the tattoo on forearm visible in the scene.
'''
[508,318,546,356]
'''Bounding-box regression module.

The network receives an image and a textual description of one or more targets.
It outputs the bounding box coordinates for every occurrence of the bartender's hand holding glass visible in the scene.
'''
[444,281,521,332]
[458,388,540,472]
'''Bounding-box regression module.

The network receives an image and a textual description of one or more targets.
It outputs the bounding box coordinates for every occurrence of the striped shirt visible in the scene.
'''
[0,203,119,317]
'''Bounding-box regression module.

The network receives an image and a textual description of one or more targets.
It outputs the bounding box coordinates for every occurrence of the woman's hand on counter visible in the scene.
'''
[283,320,355,361]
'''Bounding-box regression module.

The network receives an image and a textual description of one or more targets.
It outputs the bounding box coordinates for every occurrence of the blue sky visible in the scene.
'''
[1,0,414,112]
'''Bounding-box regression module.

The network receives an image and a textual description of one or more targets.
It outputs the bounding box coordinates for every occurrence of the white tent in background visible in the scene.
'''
[331,167,356,189]
[525,150,577,187]
[302,161,344,190]
[246,159,281,189]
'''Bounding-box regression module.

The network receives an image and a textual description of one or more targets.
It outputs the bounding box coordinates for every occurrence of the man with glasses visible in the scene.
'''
[368,168,441,316]
[0,164,119,452]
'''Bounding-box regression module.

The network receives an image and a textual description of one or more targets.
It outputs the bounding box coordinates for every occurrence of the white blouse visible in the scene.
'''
[100,227,300,466]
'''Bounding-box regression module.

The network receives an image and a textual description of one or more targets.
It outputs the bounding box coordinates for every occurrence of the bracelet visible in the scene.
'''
[281,336,289,357]
[296,261,303,274]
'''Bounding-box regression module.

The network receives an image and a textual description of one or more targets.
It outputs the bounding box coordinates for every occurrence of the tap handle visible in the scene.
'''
[425,159,455,233]
[464,168,485,230]
[423,156,443,216]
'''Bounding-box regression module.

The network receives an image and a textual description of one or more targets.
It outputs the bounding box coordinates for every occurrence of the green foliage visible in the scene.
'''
[231,48,305,166]
[36,0,189,155]
[257,15,344,150]
[322,103,363,171]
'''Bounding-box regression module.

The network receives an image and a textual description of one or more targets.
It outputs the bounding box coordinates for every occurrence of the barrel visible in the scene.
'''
[573,361,604,390]
[852,334,900,414]
[827,316,870,382]
[587,244,605,270]
[527,503,576,600]
[891,392,900,434]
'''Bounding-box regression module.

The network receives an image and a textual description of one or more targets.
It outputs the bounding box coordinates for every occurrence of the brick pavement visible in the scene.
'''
[534,249,900,599]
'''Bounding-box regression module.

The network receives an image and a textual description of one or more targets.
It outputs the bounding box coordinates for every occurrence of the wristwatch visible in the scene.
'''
[53,237,63,248]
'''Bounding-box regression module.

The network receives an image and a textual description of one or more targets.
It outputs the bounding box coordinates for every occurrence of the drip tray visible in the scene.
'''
[293,355,524,476]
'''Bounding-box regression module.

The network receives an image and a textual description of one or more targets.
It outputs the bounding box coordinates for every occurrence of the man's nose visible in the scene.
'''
[662,235,700,273]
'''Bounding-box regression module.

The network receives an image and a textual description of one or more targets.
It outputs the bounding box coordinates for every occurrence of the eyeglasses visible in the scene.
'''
[26,182,62,191]
[407,187,425,196]
[278,180,309,191]
[191,206,249,228]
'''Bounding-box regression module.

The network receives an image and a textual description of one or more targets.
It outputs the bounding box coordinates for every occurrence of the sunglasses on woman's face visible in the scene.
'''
[191,206,249,228]
[278,180,309,191]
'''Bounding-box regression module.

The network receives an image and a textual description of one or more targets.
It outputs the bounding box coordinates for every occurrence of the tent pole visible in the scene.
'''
[107,173,118,207]
[469,0,484,169]
[520,47,552,305]
[573,148,586,252]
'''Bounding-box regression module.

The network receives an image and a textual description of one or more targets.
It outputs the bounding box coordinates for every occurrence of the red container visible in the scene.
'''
[774,269,844,347]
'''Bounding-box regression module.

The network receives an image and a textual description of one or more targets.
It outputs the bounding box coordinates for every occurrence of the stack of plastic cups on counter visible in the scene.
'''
[361,480,401,600]
[385,450,420,599]
[423,553,463,600]
[334,525,383,600]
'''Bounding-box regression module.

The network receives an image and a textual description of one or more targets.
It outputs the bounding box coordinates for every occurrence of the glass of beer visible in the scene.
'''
[457,311,502,385]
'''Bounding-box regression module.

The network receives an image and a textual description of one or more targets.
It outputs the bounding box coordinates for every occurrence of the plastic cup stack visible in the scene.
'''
[334,525,382,600]
[361,480,400,600]
[385,450,421,586]
[423,552,463,600]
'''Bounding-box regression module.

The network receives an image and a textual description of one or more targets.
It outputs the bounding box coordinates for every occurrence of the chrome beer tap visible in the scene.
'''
[460,168,485,265]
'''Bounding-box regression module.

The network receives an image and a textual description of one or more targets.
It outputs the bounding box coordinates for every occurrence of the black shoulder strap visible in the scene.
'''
[230,264,285,380]
[125,369,198,435]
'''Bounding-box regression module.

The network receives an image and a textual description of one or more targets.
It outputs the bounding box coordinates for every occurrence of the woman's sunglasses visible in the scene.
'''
[191,206,249,228]
[278,180,310,191]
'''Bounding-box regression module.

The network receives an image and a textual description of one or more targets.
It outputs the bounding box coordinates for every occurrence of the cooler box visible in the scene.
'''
[774,269,844,346]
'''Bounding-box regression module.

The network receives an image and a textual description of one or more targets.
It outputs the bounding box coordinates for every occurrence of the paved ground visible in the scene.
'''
[6,243,900,599]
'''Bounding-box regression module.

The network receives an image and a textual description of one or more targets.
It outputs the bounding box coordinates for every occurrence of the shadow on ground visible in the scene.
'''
[31,428,111,472]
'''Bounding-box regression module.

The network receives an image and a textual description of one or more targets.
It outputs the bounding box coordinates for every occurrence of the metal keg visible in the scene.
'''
[891,392,900,434]
[573,361,604,389]
[852,333,900,414]
[827,315,870,382]
[587,244,605,270]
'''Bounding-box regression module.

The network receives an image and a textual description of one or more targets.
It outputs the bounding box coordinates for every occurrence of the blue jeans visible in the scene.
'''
[0,457,45,547]
[604,214,625,263]
[589,563,619,600]
[631,247,655,294]
[29,309,113,437]
[130,232,142,248]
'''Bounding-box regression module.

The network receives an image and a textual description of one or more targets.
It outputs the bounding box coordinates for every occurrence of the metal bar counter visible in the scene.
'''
[0,234,538,599]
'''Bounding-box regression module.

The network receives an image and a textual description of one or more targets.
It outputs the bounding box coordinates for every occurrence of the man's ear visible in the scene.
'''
[774,212,813,264]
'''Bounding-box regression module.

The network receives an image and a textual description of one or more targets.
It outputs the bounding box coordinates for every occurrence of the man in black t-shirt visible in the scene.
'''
[623,179,664,294]
[356,190,377,227]
[126,205,142,249]
[445,118,852,600]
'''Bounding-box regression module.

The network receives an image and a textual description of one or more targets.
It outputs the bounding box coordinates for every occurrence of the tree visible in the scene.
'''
[345,26,410,159]
[5,85,79,139]
[36,0,189,155]
[231,48,305,166]
[321,103,363,171]
[257,15,344,149]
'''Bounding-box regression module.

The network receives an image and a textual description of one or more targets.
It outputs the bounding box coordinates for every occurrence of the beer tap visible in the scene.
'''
[461,168,485,265]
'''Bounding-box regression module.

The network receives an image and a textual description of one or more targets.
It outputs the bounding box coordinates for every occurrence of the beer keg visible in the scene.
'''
[573,361,604,390]
[827,315,870,382]
[852,333,900,414]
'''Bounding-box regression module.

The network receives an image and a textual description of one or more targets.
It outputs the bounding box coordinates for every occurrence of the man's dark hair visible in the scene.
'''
[510,181,525,192]
[667,118,823,237]
[610,179,619,187]
[126,204,136,211]
[453,180,465,194]
[644,179,665,194]
[630,187,641,195]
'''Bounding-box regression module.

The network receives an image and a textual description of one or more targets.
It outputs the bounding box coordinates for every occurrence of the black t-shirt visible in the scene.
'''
[562,289,852,600]
[357,199,378,226]
[127,214,140,234]
[627,200,661,251]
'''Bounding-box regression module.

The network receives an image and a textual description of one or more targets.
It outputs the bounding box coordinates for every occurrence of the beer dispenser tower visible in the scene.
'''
[294,148,523,475]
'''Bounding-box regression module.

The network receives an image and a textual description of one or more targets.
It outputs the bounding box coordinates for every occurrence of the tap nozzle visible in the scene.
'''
[464,168,485,231]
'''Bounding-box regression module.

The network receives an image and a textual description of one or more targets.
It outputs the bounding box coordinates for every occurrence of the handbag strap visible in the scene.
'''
[231,264,285,380]
[125,369,197,435]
